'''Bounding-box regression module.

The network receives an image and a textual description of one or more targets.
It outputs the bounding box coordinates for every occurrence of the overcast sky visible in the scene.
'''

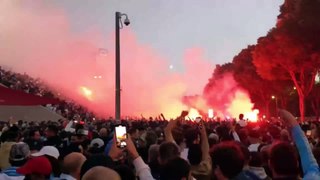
[49,0,284,67]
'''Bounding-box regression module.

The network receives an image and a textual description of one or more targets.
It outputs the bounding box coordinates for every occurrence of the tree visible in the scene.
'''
[204,63,234,93]
[233,46,271,117]
[309,81,320,120]
[253,0,320,121]
[232,45,292,117]
[253,29,319,121]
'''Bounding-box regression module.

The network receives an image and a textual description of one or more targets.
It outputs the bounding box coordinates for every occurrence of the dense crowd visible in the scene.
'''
[1,68,320,180]
[0,67,95,121]
[0,110,320,180]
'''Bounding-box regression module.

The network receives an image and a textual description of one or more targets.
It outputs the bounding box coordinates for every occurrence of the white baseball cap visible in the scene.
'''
[32,146,60,159]
[90,138,104,148]
[208,133,219,141]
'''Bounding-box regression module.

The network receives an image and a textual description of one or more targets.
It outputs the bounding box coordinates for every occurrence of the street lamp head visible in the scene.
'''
[123,17,130,26]
[271,95,275,99]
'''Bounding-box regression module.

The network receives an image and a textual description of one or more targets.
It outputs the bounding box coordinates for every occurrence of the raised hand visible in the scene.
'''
[278,109,299,127]
[125,134,139,160]
[109,135,124,161]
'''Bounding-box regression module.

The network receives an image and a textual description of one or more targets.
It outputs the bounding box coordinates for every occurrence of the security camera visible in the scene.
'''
[124,18,130,26]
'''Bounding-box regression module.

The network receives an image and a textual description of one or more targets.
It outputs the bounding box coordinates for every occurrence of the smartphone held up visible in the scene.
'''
[115,125,127,148]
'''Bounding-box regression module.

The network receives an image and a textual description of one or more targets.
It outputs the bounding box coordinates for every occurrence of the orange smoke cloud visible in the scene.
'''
[1,1,258,120]
[197,73,259,121]
[0,1,213,119]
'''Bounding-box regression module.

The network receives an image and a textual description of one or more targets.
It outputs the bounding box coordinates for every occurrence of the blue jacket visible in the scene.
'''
[291,125,320,180]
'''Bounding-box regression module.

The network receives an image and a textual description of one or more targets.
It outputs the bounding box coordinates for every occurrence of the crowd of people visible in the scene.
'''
[0,67,95,121]
[1,68,320,180]
[0,109,320,180]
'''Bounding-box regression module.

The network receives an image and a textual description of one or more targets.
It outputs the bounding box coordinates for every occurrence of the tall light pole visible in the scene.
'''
[115,12,130,121]
[272,95,278,117]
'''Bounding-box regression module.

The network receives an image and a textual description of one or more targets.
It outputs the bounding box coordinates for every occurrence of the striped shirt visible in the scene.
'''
[2,167,23,177]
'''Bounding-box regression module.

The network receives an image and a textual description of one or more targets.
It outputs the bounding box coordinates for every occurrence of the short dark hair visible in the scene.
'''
[47,125,59,135]
[210,141,245,179]
[29,129,39,137]
[188,144,202,165]
[145,130,158,147]
[269,142,299,177]
[268,126,281,140]
[80,155,114,179]
[160,157,190,180]
[184,128,199,147]
[159,142,180,164]
[216,125,233,141]
[1,130,19,142]
[239,114,244,120]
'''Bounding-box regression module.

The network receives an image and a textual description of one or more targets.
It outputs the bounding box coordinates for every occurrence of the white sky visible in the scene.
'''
[49,0,284,67]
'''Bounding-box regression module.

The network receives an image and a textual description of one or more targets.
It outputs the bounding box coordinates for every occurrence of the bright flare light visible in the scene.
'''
[316,73,320,84]
[188,108,201,120]
[80,86,93,101]
[208,109,214,118]
[244,109,259,122]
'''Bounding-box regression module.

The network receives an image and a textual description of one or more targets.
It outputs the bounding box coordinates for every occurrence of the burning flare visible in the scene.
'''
[80,86,93,101]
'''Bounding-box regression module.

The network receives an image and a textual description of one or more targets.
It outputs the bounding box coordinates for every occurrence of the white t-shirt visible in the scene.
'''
[248,143,261,152]
[180,148,189,161]
[239,120,247,127]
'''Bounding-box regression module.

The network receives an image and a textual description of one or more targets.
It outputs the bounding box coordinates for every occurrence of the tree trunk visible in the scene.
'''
[299,94,305,122]
[315,99,319,120]
[279,96,288,109]
[311,100,319,120]
[265,101,270,118]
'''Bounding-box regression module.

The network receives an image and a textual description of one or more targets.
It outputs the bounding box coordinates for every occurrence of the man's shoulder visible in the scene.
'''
[2,167,23,177]
[0,173,24,180]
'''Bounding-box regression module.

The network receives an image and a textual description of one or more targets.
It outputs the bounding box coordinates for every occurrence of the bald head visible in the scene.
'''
[99,128,108,138]
[63,152,86,179]
[82,166,121,180]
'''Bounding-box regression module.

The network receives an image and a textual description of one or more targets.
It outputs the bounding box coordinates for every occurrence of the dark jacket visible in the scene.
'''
[43,136,62,148]
[24,139,43,151]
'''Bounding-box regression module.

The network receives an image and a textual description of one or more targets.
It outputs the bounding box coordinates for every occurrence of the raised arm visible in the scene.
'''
[164,111,188,143]
[126,134,154,180]
[164,119,177,143]
[199,121,210,161]
[279,109,320,178]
